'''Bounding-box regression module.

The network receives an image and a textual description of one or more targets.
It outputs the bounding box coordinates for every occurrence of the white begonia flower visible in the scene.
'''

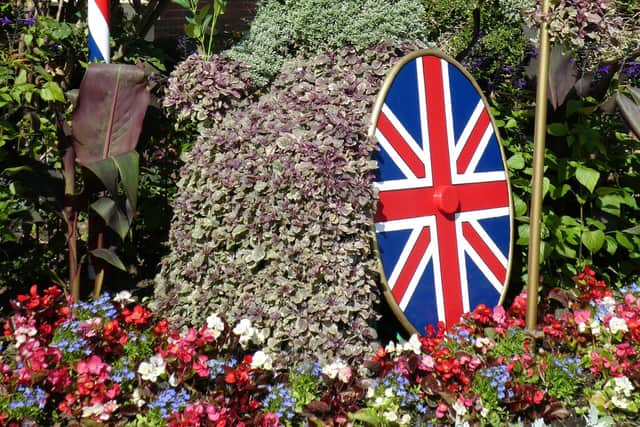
[385,341,397,354]
[403,334,421,354]
[206,313,225,339]
[600,296,616,307]
[132,388,145,407]
[383,411,398,422]
[480,407,489,418]
[82,403,104,418]
[384,387,394,398]
[611,396,631,410]
[374,396,385,406]
[138,355,166,382]
[531,419,548,427]
[590,319,601,336]
[250,350,273,370]
[169,373,179,387]
[608,317,628,334]
[253,329,266,345]
[577,322,587,333]
[113,290,134,303]
[400,414,412,425]
[322,359,351,382]
[337,365,352,383]
[612,376,634,396]
[238,334,253,349]
[475,336,489,348]
[233,319,253,336]
[366,387,375,399]
[453,400,467,416]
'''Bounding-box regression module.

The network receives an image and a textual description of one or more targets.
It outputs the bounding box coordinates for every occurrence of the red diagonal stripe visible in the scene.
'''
[462,222,506,283]
[95,0,110,23]
[377,111,425,178]
[456,110,491,174]
[391,227,431,303]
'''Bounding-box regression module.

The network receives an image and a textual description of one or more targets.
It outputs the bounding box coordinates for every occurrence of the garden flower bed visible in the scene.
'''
[1,266,639,426]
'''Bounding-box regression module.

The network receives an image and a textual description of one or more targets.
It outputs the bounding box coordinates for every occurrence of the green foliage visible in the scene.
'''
[488,329,527,359]
[542,355,583,401]
[224,0,427,86]
[289,366,322,411]
[123,333,155,362]
[153,42,421,367]
[124,409,165,427]
[422,0,531,77]
[170,0,227,60]
[470,372,509,426]
[496,93,640,287]
[0,5,85,297]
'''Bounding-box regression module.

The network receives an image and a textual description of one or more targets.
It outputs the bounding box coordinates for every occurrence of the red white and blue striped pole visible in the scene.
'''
[88,0,110,62]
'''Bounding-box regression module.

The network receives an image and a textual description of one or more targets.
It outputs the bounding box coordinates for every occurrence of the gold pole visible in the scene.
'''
[526,0,552,332]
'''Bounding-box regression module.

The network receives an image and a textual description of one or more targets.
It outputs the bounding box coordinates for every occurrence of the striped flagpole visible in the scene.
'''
[88,0,110,62]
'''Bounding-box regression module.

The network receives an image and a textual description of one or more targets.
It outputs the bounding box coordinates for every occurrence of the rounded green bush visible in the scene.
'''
[153,42,422,367]
[224,0,427,86]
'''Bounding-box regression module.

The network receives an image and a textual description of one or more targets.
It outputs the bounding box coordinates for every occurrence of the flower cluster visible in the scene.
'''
[2,266,640,425]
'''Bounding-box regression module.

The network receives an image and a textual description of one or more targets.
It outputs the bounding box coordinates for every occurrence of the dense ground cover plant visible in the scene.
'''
[224,0,427,86]
[162,53,254,126]
[154,42,423,367]
[2,267,640,425]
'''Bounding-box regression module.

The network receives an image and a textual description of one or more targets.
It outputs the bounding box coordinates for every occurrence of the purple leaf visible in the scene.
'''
[72,64,150,166]
[548,46,578,110]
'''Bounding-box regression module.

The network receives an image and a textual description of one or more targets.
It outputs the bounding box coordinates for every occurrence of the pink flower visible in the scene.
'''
[262,412,280,427]
[435,402,448,418]
[492,306,507,325]
[193,355,210,378]
[573,309,591,325]
[77,355,110,380]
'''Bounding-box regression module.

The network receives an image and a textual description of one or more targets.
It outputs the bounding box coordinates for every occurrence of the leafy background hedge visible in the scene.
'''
[154,42,421,367]
[224,0,427,86]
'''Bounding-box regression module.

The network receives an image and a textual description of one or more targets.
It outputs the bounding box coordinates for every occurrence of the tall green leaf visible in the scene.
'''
[90,198,130,241]
[72,64,150,166]
[90,248,126,271]
[84,157,118,196]
[112,152,139,212]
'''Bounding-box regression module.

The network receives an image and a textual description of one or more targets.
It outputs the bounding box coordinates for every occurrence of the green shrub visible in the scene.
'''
[153,42,421,367]
[224,0,426,86]
[422,0,532,81]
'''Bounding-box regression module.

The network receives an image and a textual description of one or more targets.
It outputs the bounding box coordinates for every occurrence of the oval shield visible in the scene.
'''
[370,50,513,334]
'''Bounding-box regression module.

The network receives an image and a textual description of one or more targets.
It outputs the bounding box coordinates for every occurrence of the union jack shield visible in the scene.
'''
[371,51,513,334]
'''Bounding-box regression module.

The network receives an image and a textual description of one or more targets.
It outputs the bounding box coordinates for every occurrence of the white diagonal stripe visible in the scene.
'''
[381,104,430,172]
[454,100,485,156]
[399,242,435,311]
[376,128,417,180]
[388,227,421,290]
[463,125,494,175]
[88,0,110,62]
